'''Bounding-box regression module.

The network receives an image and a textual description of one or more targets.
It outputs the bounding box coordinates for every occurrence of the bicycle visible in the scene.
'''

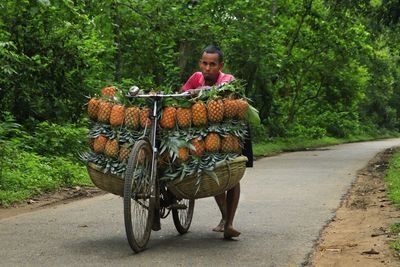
[123,87,194,252]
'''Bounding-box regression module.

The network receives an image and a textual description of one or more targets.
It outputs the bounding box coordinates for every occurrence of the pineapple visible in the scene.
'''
[87,98,100,120]
[137,148,146,164]
[93,135,108,154]
[97,100,113,123]
[207,99,224,123]
[236,99,249,120]
[176,107,192,128]
[109,104,125,127]
[178,147,189,162]
[101,86,115,98]
[124,106,140,129]
[221,134,241,153]
[160,107,176,129]
[204,133,221,152]
[191,101,207,127]
[140,107,152,128]
[190,137,205,157]
[223,99,238,119]
[104,139,119,158]
[118,143,131,162]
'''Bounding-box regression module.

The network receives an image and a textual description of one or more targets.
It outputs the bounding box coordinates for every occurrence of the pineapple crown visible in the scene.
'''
[217,79,246,98]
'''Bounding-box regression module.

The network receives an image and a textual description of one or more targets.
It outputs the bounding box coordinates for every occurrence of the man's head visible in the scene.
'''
[199,45,224,85]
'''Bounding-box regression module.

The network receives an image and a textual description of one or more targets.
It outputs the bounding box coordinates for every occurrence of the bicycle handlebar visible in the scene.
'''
[125,91,190,99]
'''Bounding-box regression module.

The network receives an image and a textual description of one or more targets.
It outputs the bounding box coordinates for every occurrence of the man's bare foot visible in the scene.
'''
[212,219,225,232]
[224,226,241,239]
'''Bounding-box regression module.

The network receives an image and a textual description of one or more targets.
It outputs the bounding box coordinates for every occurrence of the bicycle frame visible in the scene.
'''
[123,90,195,251]
[126,91,190,209]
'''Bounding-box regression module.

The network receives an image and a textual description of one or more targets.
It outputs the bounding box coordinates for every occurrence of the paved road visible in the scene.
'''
[1,139,400,267]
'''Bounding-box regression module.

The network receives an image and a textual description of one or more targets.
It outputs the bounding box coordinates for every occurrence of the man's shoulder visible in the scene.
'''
[182,72,203,91]
[186,72,203,83]
[189,72,203,79]
[218,72,235,84]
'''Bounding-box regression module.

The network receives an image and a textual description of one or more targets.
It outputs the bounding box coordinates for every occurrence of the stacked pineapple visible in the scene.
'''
[158,86,249,183]
[81,85,147,176]
[82,82,250,183]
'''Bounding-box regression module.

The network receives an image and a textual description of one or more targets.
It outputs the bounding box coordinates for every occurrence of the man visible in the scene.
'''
[182,45,242,239]
[182,46,234,92]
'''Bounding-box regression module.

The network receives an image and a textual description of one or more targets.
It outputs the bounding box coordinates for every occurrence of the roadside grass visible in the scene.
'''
[252,135,394,157]
[0,142,92,207]
[385,151,400,255]
[0,121,92,207]
[389,224,400,256]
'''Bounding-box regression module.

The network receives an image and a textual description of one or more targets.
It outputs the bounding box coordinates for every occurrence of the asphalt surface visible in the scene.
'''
[1,139,400,267]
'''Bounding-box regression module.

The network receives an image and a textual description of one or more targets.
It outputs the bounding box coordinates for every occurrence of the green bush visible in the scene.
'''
[23,121,89,161]
[287,124,327,139]
[386,154,400,256]
[314,111,361,138]
[385,151,400,206]
[0,141,92,207]
[250,123,269,143]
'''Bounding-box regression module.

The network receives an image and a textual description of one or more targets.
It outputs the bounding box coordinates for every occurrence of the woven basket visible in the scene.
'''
[87,162,124,196]
[167,156,248,199]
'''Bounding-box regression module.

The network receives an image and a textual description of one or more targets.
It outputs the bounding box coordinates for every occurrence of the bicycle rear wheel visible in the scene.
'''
[124,140,155,252]
[172,198,195,234]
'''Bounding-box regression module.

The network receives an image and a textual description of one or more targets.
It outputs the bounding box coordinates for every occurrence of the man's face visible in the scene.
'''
[199,52,223,83]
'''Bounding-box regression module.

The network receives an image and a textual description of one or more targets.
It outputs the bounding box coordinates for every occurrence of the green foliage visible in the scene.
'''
[0,141,91,207]
[0,0,399,139]
[386,152,400,256]
[385,151,400,206]
[0,112,23,142]
[0,118,92,206]
[23,121,89,161]
[287,124,327,139]
[252,136,343,157]
[390,238,400,256]
[250,124,269,144]
[0,0,111,123]
[389,223,400,234]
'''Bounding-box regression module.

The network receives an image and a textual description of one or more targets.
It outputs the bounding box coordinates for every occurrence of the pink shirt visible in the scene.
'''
[182,71,235,91]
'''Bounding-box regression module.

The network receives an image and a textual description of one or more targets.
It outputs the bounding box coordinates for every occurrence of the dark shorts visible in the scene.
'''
[242,124,253,168]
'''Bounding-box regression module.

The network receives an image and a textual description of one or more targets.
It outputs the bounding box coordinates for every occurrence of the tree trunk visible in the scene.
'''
[286,0,313,57]
[111,1,122,83]
[177,41,191,80]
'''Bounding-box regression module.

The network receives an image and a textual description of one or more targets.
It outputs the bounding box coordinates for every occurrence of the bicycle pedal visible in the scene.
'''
[169,203,187,210]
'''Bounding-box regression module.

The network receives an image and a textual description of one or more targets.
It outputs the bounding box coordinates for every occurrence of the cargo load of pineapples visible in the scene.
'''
[81,81,259,198]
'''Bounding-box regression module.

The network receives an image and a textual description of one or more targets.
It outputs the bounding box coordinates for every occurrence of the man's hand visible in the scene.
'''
[187,86,213,96]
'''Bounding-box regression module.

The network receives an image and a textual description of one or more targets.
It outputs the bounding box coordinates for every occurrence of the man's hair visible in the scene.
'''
[202,45,224,62]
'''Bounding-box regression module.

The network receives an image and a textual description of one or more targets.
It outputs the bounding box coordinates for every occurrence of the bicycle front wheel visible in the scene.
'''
[172,198,195,234]
[124,139,155,253]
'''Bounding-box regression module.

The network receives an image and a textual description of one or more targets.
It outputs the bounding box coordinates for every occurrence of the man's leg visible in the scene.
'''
[213,193,227,232]
[224,183,241,239]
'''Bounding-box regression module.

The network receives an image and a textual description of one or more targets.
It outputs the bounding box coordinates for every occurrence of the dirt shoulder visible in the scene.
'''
[307,147,400,266]
[0,186,104,220]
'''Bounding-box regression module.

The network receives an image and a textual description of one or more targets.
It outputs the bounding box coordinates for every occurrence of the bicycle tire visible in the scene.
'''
[172,198,195,234]
[123,139,155,252]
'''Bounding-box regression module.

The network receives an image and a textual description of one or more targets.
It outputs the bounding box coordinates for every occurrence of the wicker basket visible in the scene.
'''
[167,156,248,199]
[87,156,247,199]
[87,162,124,196]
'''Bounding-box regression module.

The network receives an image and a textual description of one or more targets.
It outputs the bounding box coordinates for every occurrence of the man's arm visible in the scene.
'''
[186,86,212,94]
[182,72,202,92]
